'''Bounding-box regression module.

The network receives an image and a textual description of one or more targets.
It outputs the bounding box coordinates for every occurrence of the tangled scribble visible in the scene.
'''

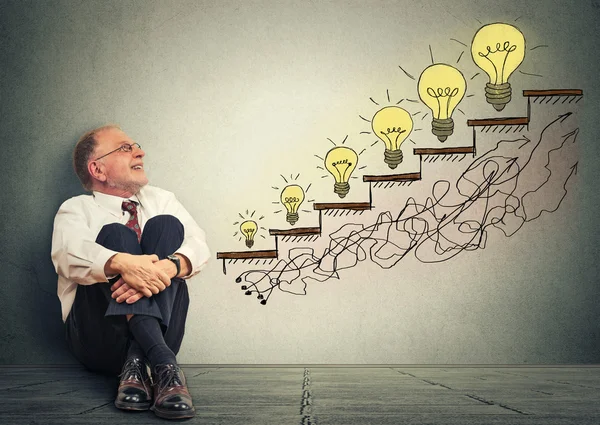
[236,112,579,304]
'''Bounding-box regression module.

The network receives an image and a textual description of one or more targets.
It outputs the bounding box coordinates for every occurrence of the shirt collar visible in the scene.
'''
[92,191,142,218]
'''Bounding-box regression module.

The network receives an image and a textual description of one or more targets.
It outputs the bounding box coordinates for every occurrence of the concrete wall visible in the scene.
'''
[1,0,598,364]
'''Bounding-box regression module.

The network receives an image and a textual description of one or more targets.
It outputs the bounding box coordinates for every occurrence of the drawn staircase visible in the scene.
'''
[217,89,583,279]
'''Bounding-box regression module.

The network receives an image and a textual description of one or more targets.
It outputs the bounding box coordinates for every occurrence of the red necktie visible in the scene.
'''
[122,200,141,242]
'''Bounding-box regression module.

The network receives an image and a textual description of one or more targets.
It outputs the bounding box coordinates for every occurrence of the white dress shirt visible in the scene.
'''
[51,185,211,322]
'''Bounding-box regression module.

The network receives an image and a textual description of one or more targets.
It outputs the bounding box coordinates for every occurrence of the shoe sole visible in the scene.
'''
[114,400,152,411]
[151,405,196,419]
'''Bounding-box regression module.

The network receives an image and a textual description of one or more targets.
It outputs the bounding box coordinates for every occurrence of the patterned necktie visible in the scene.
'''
[122,200,141,242]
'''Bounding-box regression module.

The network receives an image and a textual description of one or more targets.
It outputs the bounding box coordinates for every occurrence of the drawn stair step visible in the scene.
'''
[216,250,278,260]
[269,227,321,236]
[363,172,421,182]
[414,147,475,155]
[313,202,371,211]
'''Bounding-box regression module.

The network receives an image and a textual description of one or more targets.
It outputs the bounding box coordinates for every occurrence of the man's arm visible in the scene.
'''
[111,190,210,304]
[105,252,171,297]
[111,253,191,303]
[52,198,171,297]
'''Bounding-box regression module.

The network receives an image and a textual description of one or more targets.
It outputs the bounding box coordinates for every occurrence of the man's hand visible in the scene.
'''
[110,257,179,303]
[111,278,145,303]
[105,253,171,298]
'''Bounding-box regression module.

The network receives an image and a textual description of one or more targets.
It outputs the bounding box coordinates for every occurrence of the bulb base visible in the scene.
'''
[334,182,350,198]
[432,118,454,142]
[384,149,403,169]
[485,82,511,111]
[245,239,254,249]
[286,212,299,226]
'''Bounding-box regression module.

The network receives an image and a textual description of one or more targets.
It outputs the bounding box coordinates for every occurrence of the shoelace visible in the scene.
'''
[120,358,151,395]
[154,365,184,394]
[119,358,145,381]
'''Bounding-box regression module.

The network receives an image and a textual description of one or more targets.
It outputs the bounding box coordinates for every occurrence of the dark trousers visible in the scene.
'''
[65,215,190,375]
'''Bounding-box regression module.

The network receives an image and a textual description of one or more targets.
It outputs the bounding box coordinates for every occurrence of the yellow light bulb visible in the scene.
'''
[371,106,413,169]
[280,184,305,225]
[324,146,358,199]
[471,22,525,111]
[240,220,258,248]
[417,63,466,142]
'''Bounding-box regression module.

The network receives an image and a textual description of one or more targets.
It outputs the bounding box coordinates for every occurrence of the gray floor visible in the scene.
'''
[1,366,599,424]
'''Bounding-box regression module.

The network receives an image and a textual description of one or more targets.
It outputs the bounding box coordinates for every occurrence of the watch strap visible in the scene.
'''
[167,254,181,277]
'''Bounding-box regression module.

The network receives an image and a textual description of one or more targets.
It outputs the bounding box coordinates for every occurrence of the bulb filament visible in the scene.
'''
[426,86,459,119]
[477,41,518,84]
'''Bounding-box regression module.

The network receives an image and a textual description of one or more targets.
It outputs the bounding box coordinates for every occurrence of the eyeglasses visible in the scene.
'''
[94,142,141,161]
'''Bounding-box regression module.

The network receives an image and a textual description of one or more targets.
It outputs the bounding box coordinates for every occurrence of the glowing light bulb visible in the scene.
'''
[471,22,525,111]
[240,220,257,248]
[324,146,358,198]
[280,184,305,225]
[418,63,466,142]
[371,106,413,169]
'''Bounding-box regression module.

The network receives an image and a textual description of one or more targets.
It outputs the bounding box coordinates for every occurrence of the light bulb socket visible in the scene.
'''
[334,182,350,198]
[383,149,403,169]
[485,82,511,111]
[286,212,299,226]
[245,239,254,249]
[431,118,454,142]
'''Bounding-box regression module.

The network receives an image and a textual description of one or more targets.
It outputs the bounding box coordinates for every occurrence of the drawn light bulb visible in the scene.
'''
[240,220,257,248]
[471,22,525,111]
[280,184,305,226]
[324,146,358,199]
[371,106,413,169]
[417,63,466,142]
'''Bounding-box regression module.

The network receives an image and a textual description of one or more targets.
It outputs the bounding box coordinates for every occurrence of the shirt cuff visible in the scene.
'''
[92,247,120,283]
[175,243,210,279]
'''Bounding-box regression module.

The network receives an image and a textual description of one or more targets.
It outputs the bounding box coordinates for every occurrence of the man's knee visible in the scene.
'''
[96,223,140,252]
[141,215,184,255]
[145,215,183,234]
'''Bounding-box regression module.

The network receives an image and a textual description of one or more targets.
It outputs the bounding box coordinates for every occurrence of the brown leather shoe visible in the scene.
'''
[114,357,153,411]
[150,364,195,419]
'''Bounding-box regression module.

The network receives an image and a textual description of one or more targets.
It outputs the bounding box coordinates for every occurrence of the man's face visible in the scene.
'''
[91,127,148,196]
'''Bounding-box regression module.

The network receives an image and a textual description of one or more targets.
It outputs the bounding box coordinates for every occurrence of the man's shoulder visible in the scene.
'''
[139,185,176,199]
[58,193,95,210]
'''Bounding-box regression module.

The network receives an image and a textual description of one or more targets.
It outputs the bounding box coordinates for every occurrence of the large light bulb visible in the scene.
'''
[240,220,257,248]
[324,146,358,198]
[371,106,413,169]
[280,184,305,225]
[471,22,525,111]
[418,63,466,142]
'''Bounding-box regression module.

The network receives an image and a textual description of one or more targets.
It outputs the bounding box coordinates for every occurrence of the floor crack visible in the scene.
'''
[300,368,316,424]
[192,367,220,378]
[465,394,532,415]
[76,401,112,415]
[2,379,62,391]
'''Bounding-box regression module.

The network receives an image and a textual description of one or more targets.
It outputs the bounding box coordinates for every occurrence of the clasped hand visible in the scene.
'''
[110,254,173,304]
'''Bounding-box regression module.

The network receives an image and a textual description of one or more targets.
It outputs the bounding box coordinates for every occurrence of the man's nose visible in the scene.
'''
[133,145,145,157]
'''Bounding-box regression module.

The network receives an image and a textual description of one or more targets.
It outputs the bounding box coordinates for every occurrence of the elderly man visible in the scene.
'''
[51,125,210,419]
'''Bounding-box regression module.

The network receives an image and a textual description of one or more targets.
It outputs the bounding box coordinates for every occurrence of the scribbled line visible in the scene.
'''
[236,113,578,304]
[530,44,548,51]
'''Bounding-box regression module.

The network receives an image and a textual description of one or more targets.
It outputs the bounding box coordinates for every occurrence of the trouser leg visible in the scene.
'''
[65,223,141,375]
[139,215,189,352]
[65,216,190,374]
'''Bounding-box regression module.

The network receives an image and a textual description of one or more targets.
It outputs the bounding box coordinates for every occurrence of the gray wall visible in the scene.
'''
[1,0,599,364]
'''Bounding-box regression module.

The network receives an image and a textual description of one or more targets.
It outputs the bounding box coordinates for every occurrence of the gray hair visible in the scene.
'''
[73,124,120,190]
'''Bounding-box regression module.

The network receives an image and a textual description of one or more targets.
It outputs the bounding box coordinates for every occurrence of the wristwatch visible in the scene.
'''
[167,254,181,277]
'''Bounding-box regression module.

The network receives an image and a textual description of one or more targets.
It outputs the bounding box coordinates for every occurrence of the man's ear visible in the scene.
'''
[88,160,107,183]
